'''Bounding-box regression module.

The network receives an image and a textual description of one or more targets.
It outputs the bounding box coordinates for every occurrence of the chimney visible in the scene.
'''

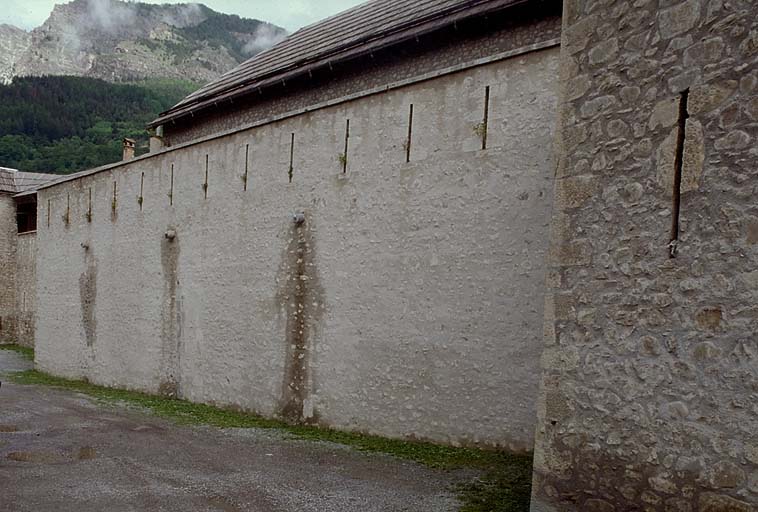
[122,138,136,161]
[149,125,166,153]
[149,136,163,153]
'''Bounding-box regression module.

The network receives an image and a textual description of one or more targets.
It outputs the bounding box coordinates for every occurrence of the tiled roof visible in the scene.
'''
[0,167,16,193]
[0,167,58,194]
[150,0,523,128]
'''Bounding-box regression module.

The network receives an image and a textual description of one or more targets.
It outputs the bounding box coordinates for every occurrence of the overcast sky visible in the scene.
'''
[0,0,365,32]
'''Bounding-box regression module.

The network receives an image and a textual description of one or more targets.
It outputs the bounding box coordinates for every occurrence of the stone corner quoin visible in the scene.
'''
[531,0,758,511]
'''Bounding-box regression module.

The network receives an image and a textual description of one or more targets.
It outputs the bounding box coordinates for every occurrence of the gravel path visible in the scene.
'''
[0,350,464,512]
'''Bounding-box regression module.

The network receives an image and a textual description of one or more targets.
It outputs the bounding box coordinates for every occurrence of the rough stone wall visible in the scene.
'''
[34,45,559,449]
[15,232,36,347]
[0,194,17,344]
[531,0,758,510]
[163,4,562,145]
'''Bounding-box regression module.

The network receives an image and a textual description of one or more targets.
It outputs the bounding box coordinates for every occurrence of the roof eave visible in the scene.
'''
[13,189,40,198]
[148,0,529,130]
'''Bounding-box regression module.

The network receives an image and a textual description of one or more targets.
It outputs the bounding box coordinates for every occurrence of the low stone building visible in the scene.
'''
[1,0,756,510]
[0,167,56,347]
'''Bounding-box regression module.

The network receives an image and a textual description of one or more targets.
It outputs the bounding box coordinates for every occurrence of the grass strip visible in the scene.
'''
[0,344,34,361]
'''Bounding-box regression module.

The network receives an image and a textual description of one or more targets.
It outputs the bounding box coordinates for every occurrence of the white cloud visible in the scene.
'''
[242,23,288,55]
[87,0,137,31]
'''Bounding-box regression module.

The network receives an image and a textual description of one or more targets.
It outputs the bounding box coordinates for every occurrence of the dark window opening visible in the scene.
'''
[16,195,37,234]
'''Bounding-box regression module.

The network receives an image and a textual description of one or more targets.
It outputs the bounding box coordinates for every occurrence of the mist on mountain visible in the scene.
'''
[0,0,288,84]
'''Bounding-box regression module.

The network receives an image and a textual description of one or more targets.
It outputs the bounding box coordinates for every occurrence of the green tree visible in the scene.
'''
[0,76,199,174]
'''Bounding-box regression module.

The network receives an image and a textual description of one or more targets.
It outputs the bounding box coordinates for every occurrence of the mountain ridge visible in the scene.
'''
[0,0,287,84]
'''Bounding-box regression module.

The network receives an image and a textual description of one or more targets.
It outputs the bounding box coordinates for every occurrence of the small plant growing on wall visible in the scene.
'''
[402,139,410,154]
[473,121,487,140]
[337,152,347,169]
[63,193,70,226]
[137,172,145,210]
[85,188,92,223]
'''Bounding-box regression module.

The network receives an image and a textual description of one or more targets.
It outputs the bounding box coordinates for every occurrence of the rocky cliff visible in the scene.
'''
[0,24,30,84]
[0,0,286,84]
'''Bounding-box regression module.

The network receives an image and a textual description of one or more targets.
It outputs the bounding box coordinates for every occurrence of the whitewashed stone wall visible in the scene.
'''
[15,232,36,347]
[34,46,559,449]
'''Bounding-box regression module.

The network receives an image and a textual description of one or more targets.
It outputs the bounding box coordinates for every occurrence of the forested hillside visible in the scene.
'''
[0,76,198,174]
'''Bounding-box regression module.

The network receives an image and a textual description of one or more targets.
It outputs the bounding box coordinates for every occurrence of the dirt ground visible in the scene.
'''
[0,351,465,512]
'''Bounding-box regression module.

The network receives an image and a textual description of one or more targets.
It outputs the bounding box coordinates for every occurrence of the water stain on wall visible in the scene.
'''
[79,245,97,347]
[276,214,325,424]
[160,228,182,397]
